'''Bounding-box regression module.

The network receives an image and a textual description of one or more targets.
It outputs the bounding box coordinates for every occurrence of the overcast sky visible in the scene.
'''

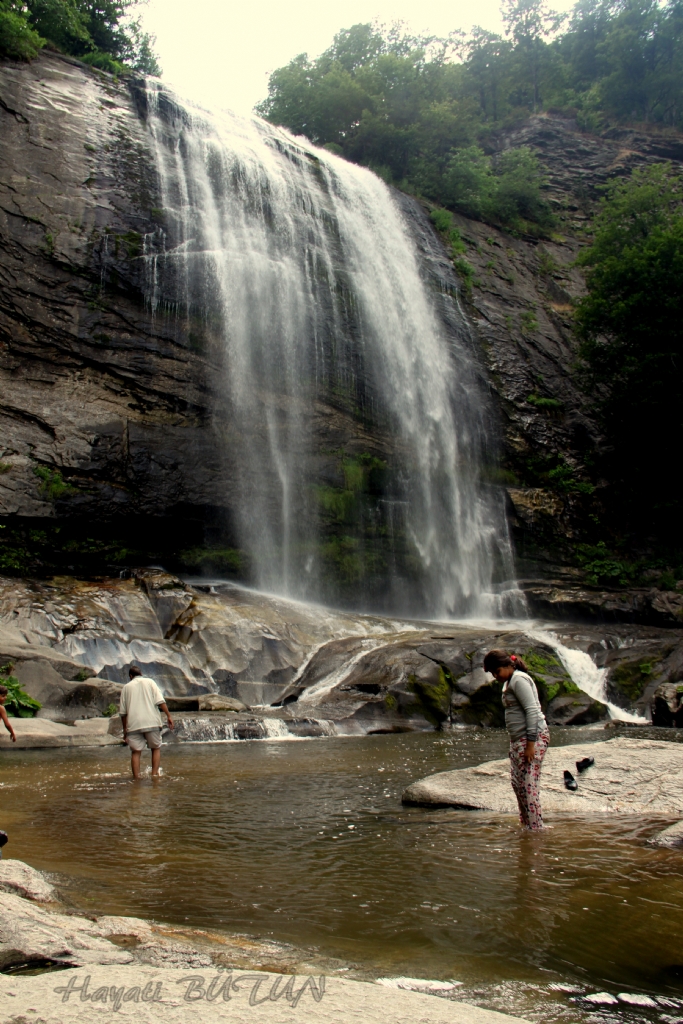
[140,0,577,116]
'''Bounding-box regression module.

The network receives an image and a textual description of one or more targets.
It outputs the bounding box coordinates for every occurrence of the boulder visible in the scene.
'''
[453,669,489,696]
[402,737,683,815]
[545,691,608,725]
[0,860,56,902]
[165,695,247,712]
[651,683,683,727]
[12,660,121,721]
[649,819,683,848]
[0,892,134,970]
[199,694,248,712]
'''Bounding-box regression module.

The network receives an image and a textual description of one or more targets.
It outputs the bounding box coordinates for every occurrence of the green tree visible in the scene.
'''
[502,0,566,111]
[575,163,683,537]
[0,1,45,58]
[464,28,514,122]
[1,0,160,73]
[598,0,683,124]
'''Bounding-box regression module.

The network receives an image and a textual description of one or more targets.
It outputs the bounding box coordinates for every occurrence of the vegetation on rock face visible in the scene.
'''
[608,657,656,701]
[408,667,453,728]
[575,163,683,545]
[0,663,41,717]
[179,547,245,576]
[257,1,683,233]
[522,648,580,705]
[0,0,160,74]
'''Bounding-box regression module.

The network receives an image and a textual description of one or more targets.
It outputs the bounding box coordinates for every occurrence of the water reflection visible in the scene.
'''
[1,729,682,1022]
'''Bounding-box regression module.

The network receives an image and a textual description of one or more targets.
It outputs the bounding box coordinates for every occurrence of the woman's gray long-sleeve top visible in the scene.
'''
[502,670,547,742]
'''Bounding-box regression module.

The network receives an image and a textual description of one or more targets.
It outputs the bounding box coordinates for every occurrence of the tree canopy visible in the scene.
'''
[0,0,160,74]
[575,163,683,539]
[256,0,683,231]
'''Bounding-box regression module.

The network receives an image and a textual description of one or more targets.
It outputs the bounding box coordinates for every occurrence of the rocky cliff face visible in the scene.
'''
[0,53,226,559]
[449,114,683,597]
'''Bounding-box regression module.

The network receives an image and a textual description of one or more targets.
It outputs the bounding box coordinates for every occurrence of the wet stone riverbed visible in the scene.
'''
[1,728,682,1024]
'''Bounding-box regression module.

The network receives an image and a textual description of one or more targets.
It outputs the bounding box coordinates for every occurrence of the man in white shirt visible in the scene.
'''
[119,666,174,779]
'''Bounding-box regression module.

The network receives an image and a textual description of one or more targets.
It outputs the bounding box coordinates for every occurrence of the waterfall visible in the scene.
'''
[141,83,519,618]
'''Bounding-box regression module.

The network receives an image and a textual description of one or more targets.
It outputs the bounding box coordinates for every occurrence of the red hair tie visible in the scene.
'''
[510,655,517,661]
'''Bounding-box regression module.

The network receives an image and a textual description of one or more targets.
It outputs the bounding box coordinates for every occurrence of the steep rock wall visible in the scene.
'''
[454,114,683,578]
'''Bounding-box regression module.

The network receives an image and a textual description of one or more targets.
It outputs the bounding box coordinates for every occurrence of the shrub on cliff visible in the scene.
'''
[0,664,41,717]
[439,145,554,233]
[0,0,160,73]
[0,1,44,59]
[575,163,683,541]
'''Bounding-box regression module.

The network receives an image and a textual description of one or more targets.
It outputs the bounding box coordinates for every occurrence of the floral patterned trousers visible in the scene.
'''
[509,728,550,830]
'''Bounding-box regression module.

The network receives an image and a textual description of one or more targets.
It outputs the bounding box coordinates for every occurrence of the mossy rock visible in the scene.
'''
[521,648,577,709]
[608,659,659,702]
[408,667,451,728]
[460,679,506,728]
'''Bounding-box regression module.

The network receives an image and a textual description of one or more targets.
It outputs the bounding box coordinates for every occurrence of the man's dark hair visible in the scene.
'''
[129,666,143,679]
[0,685,7,697]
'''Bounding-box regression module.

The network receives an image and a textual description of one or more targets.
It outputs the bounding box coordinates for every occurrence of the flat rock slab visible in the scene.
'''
[403,737,683,815]
[0,966,530,1024]
[0,718,121,750]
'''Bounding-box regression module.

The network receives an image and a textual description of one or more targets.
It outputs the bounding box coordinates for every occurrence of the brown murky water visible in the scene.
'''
[1,729,682,1022]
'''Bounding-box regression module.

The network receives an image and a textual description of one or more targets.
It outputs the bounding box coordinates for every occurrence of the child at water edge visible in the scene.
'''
[483,650,549,831]
[0,686,17,744]
[0,686,17,858]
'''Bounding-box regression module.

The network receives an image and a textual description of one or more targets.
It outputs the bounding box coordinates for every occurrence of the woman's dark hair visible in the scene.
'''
[0,685,7,697]
[483,649,528,674]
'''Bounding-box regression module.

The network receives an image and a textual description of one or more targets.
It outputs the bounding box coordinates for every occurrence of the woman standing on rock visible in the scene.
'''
[483,650,550,831]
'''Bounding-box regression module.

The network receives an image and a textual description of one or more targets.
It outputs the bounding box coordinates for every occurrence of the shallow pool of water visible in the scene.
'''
[1,729,682,1021]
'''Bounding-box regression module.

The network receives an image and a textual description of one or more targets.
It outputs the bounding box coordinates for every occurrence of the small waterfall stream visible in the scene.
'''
[140,84,519,618]
[529,628,646,722]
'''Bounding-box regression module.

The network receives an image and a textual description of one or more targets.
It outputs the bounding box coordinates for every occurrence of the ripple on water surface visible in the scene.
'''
[1,729,682,1023]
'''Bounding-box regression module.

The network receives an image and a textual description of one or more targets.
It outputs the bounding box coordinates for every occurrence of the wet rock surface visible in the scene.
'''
[0,861,56,903]
[402,737,683,814]
[522,579,683,627]
[649,819,683,848]
[3,569,683,734]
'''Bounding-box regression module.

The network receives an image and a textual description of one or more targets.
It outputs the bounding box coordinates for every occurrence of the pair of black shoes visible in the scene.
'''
[564,756,595,791]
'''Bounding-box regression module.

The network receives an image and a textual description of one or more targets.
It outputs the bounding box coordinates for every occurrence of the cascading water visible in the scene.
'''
[141,83,520,618]
[528,628,646,722]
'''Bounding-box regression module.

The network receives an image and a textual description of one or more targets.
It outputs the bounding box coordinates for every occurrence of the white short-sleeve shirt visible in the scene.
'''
[119,676,166,732]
